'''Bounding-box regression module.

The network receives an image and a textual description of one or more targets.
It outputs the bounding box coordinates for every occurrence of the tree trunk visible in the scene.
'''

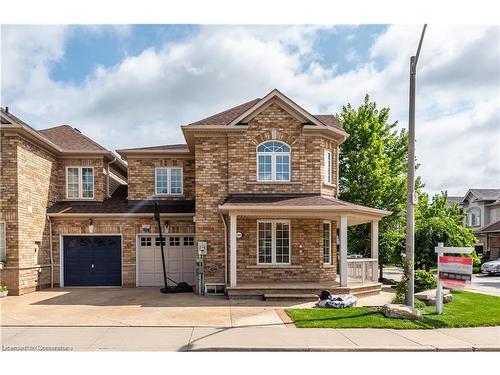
[424,262,431,272]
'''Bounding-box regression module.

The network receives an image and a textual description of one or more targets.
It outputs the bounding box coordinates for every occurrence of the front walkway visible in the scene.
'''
[0,287,394,328]
[2,326,498,351]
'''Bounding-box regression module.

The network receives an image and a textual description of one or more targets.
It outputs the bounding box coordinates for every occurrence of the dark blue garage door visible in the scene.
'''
[63,236,121,287]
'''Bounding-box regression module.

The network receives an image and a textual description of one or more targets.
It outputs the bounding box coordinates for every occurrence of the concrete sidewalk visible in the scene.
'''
[1,326,498,352]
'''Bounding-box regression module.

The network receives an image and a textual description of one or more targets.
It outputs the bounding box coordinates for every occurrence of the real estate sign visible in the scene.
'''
[438,256,473,288]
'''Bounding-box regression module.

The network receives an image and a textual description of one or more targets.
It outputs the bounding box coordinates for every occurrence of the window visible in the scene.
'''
[141,237,152,247]
[323,222,331,264]
[183,236,194,246]
[257,141,291,181]
[324,150,332,184]
[155,237,166,247]
[169,237,180,246]
[257,221,290,264]
[155,167,183,195]
[66,167,94,199]
[467,208,481,227]
[0,222,5,261]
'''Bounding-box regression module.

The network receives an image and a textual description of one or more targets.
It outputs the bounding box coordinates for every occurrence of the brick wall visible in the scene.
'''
[194,136,228,285]
[127,157,195,200]
[234,218,337,283]
[50,217,194,287]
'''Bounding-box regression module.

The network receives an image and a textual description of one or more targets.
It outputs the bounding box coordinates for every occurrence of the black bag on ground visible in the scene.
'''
[319,290,331,300]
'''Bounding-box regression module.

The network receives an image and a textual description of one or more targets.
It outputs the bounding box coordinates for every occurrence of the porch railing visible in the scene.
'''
[347,258,378,283]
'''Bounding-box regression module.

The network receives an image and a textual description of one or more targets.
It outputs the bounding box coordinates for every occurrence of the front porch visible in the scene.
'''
[219,194,390,299]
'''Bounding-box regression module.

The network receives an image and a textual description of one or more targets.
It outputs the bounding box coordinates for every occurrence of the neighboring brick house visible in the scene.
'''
[1,90,390,298]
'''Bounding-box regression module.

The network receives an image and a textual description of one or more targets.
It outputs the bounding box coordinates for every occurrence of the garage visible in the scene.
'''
[62,235,122,287]
[137,235,195,287]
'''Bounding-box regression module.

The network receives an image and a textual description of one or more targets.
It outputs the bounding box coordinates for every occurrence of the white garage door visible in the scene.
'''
[138,235,195,287]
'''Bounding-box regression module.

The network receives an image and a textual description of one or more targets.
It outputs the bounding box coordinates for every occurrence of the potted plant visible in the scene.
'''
[0,285,8,297]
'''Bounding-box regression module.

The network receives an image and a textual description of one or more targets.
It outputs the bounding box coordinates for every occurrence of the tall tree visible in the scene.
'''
[415,192,477,271]
[338,95,415,279]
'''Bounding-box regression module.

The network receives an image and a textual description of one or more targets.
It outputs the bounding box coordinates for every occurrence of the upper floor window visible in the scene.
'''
[66,167,94,199]
[155,167,183,195]
[324,149,332,184]
[467,207,481,227]
[257,141,291,182]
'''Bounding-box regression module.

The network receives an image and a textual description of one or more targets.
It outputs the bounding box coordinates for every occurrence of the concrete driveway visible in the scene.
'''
[0,287,393,328]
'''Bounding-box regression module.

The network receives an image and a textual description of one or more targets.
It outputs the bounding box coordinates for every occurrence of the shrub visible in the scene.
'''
[414,270,437,292]
[0,285,8,292]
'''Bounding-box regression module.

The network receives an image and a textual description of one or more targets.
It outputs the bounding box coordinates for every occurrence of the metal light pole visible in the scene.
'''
[405,24,427,307]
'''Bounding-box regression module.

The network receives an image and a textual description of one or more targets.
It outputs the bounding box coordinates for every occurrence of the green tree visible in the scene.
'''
[338,95,417,279]
[415,192,477,271]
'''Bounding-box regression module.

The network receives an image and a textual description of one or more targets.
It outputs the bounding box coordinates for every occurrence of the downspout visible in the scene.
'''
[106,157,117,198]
[47,214,54,288]
[219,210,228,286]
[336,144,340,198]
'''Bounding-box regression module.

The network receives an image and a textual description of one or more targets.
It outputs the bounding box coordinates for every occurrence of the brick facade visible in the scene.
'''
[127,156,195,200]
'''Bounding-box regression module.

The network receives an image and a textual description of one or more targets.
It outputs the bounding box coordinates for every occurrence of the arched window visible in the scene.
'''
[257,141,291,181]
[467,207,481,227]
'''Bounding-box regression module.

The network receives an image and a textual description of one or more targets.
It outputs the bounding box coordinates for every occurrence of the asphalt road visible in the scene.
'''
[382,267,500,297]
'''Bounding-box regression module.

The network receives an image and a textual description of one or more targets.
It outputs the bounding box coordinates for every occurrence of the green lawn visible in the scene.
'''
[285,291,500,329]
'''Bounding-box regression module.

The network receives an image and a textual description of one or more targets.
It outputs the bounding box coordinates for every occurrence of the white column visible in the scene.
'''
[229,214,237,287]
[371,220,379,259]
[339,215,348,287]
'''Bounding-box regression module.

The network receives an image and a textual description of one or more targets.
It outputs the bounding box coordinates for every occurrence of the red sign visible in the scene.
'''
[438,256,473,288]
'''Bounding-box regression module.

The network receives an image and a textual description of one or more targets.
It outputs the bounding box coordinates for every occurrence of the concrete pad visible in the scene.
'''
[337,328,423,347]
[90,327,193,351]
[189,327,356,351]
[436,326,500,346]
[1,327,108,350]
[389,329,472,350]
[356,288,395,307]
[229,307,284,328]
[1,326,27,341]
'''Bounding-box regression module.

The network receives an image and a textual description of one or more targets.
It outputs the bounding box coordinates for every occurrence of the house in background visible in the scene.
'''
[0,90,390,298]
[449,189,500,260]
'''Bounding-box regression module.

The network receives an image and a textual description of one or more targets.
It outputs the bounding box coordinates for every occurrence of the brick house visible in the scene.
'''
[1,89,390,298]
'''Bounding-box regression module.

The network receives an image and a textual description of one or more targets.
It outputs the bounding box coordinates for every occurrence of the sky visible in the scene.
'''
[1,24,499,196]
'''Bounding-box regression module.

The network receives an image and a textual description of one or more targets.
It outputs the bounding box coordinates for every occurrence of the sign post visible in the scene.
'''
[435,242,473,314]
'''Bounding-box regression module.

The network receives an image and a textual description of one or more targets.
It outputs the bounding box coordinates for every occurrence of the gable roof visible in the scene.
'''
[461,189,500,203]
[38,125,108,152]
[185,89,344,131]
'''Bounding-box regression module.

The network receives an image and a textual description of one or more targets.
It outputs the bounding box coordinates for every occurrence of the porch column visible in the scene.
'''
[371,220,379,259]
[339,215,348,287]
[229,214,237,287]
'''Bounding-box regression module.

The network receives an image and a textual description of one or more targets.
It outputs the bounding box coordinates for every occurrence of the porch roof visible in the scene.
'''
[219,194,391,225]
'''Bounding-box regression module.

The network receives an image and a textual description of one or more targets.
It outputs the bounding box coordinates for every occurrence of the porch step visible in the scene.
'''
[227,283,382,300]
[264,293,318,301]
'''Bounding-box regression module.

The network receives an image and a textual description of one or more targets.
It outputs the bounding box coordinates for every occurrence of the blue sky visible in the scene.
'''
[1,24,499,195]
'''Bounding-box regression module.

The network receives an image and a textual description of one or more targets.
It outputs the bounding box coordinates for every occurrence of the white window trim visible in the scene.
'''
[0,221,6,262]
[256,141,291,182]
[155,167,184,196]
[65,166,94,200]
[324,149,332,184]
[323,220,332,265]
[256,219,291,265]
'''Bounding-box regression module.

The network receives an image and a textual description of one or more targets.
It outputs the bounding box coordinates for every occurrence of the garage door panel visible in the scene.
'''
[63,235,121,287]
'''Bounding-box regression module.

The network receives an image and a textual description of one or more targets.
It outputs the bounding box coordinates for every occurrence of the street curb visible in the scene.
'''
[189,345,439,352]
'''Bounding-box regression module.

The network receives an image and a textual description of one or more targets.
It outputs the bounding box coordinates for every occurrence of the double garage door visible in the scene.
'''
[138,235,196,286]
[63,235,122,287]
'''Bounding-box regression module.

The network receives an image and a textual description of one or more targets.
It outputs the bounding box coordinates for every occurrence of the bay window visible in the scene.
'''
[257,220,290,264]
[66,167,94,199]
[155,167,183,195]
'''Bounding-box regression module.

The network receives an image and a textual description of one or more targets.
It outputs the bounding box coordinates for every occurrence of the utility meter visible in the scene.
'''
[198,241,208,255]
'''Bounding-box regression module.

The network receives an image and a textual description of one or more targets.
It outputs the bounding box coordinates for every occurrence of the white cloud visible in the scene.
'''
[1,24,499,196]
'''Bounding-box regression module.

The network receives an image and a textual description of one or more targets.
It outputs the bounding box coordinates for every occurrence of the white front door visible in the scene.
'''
[138,235,195,286]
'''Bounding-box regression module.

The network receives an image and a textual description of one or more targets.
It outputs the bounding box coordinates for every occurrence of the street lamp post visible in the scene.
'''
[405,24,427,307]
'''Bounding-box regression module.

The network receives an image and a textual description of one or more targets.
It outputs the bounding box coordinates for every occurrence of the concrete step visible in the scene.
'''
[264,293,318,301]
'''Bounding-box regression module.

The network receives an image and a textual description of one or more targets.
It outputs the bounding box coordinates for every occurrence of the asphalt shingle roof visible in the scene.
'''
[38,125,108,152]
